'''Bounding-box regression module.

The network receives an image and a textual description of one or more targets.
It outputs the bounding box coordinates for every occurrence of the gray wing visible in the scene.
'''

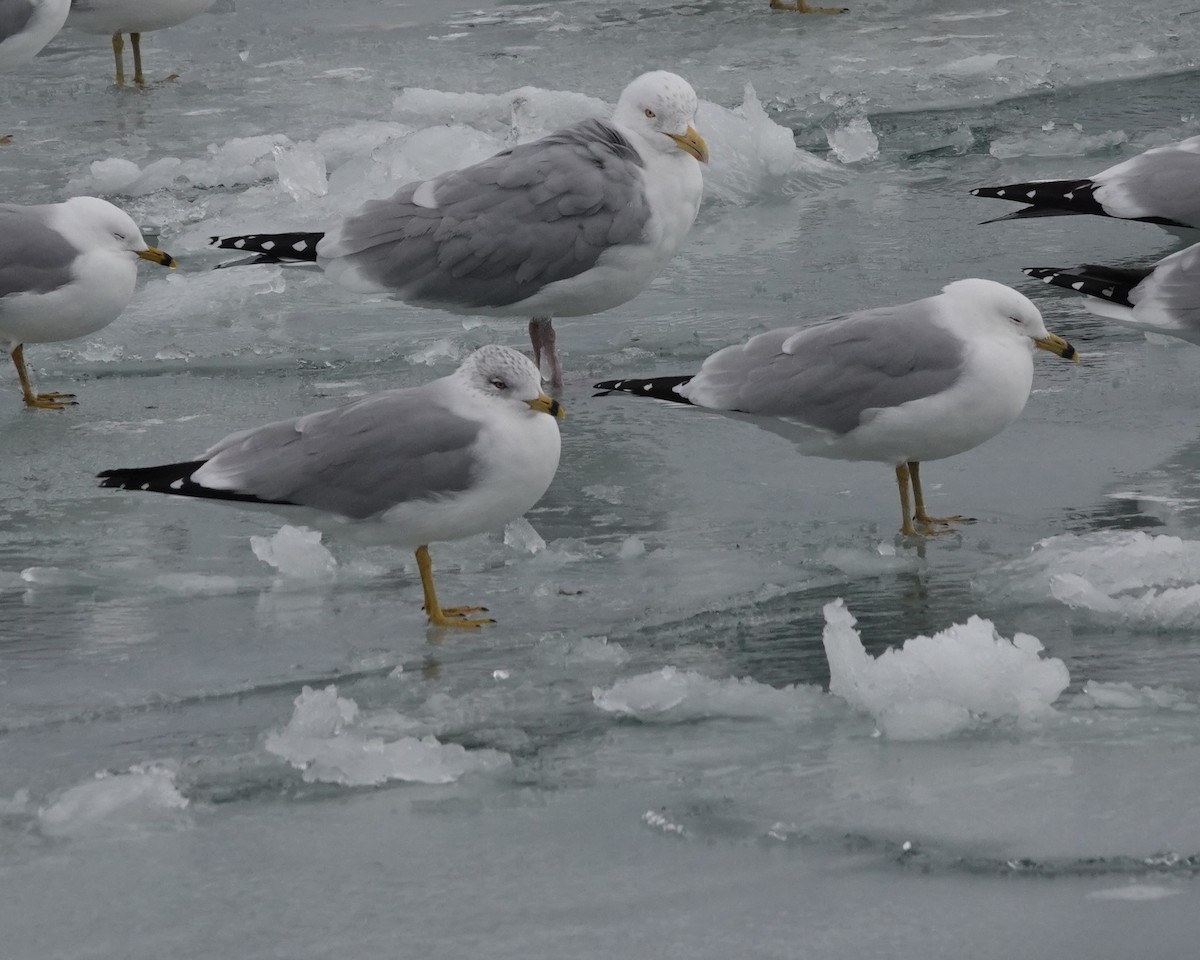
[1132,242,1200,330]
[0,0,34,44]
[0,204,77,299]
[196,388,482,520]
[318,119,651,307]
[1096,137,1200,227]
[682,301,966,436]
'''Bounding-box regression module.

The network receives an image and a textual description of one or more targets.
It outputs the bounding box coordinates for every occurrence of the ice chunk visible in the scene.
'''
[273,140,328,200]
[822,599,1069,740]
[87,157,142,192]
[616,536,646,560]
[503,517,546,555]
[593,666,824,722]
[698,83,842,204]
[264,685,510,786]
[821,92,879,164]
[985,531,1200,629]
[250,525,337,581]
[38,763,190,839]
[1069,680,1195,712]
[989,125,1127,160]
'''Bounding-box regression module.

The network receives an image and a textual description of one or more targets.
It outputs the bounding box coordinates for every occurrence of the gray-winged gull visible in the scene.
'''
[67,0,215,85]
[971,135,1200,230]
[595,279,1078,537]
[210,71,710,389]
[1025,243,1200,344]
[0,196,176,410]
[0,0,69,68]
[98,345,565,629]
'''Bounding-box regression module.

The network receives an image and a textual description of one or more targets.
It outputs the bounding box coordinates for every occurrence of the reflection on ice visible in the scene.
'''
[264,685,511,786]
[593,666,824,722]
[822,599,1069,740]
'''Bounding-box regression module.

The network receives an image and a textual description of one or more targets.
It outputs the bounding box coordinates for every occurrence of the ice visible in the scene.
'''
[1068,680,1196,712]
[38,763,190,839]
[503,517,547,555]
[616,535,646,560]
[593,666,824,722]
[1088,885,1184,901]
[273,140,328,201]
[392,85,608,136]
[698,83,842,204]
[821,600,1070,740]
[264,685,511,786]
[984,532,1200,628]
[249,525,338,581]
[988,124,1128,159]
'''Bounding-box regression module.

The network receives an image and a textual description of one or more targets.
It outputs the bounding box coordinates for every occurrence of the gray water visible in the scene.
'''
[4,1,1200,956]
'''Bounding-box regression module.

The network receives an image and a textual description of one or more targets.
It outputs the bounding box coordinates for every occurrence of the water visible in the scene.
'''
[3,0,1200,955]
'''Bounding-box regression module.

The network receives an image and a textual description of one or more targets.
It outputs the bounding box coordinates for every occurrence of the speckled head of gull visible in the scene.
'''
[1025,241,1200,345]
[210,70,710,389]
[595,278,1079,538]
[98,345,566,629]
[66,0,216,85]
[971,135,1200,231]
[0,195,175,410]
[0,0,71,69]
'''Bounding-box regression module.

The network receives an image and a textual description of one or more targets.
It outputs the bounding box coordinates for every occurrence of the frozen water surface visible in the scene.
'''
[4,0,1200,956]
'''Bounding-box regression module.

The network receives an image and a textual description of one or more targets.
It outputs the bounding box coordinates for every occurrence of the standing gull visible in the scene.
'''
[67,0,215,86]
[0,0,69,68]
[595,279,1078,537]
[210,71,709,389]
[1025,243,1200,344]
[971,135,1200,230]
[0,196,175,410]
[98,345,565,629]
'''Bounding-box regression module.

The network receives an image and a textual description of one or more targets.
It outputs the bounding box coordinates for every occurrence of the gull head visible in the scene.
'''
[458,345,565,420]
[613,70,708,164]
[62,196,176,268]
[942,278,1078,361]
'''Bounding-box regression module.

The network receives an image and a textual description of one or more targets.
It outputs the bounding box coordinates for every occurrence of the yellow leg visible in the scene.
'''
[895,463,917,537]
[415,545,494,629]
[131,33,145,86]
[909,461,972,528]
[10,345,76,410]
[770,0,848,12]
[111,33,125,86]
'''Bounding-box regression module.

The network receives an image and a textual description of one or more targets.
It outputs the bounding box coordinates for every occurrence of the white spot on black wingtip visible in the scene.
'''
[234,239,246,249]
[642,383,652,391]
[295,240,309,252]
[262,240,276,251]
[170,479,184,489]
[1064,191,1075,200]
[1025,190,1037,199]
[1071,282,1085,291]
[1102,287,1115,297]
[997,189,1007,197]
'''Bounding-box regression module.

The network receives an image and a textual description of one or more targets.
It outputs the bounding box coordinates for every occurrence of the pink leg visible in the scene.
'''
[528,316,563,389]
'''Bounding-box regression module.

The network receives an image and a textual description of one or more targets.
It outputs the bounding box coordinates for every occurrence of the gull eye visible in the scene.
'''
[1010,316,1024,325]
[643,108,656,119]
[113,232,126,241]
[490,378,509,390]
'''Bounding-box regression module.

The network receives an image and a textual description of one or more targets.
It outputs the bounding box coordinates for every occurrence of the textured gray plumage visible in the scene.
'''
[197,391,482,521]
[684,303,967,436]
[0,0,35,43]
[318,118,652,310]
[1129,242,1200,329]
[1097,144,1200,227]
[0,204,77,299]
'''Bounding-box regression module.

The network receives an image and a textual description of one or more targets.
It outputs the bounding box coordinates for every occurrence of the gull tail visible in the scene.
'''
[970,179,1107,221]
[98,460,288,506]
[208,232,326,268]
[593,375,696,403]
[1023,264,1152,308]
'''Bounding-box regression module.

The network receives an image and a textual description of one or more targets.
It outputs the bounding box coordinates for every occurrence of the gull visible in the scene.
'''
[98,345,565,629]
[0,196,175,410]
[971,135,1200,230]
[67,0,215,86]
[595,279,1078,537]
[0,0,70,68]
[210,70,709,389]
[1025,243,1200,345]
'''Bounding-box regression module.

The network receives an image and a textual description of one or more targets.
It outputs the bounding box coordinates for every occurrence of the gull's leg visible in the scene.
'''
[895,463,917,537]
[131,33,145,86]
[415,545,494,629]
[529,316,563,390]
[10,345,77,410]
[910,461,973,527]
[111,33,125,86]
[769,0,848,12]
